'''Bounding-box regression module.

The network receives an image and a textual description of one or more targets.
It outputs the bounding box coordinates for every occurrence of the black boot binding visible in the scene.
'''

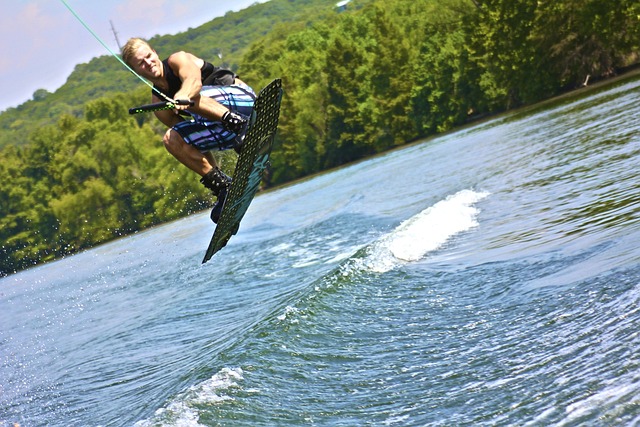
[200,167,232,223]
[222,110,250,154]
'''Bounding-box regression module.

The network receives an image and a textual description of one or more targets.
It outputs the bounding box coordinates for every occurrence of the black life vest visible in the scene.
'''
[152,58,236,99]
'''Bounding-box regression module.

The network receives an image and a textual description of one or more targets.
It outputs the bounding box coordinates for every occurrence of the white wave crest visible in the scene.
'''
[133,367,244,427]
[363,189,489,273]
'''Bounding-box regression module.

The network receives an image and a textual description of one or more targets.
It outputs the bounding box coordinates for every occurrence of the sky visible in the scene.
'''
[1,0,268,112]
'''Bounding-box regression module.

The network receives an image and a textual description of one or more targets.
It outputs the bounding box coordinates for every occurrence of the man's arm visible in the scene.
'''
[168,51,228,121]
[168,51,203,104]
[152,93,184,128]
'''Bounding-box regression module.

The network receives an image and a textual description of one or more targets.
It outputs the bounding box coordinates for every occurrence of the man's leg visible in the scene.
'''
[163,128,215,176]
[190,95,228,122]
[162,128,231,223]
[191,78,253,122]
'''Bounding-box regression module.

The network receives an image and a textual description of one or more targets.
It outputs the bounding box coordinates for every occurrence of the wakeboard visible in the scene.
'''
[202,78,283,263]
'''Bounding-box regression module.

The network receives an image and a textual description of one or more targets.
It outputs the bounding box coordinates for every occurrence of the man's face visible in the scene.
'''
[131,45,162,79]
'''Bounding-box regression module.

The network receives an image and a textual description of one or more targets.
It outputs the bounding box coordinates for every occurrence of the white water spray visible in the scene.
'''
[363,189,489,273]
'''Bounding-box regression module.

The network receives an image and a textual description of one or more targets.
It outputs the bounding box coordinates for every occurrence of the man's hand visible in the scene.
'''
[173,99,195,112]
[172,99,193,111]
[221,111,247,134]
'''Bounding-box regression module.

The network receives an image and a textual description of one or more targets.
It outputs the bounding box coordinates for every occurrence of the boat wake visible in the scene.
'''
[132,190,490,426]
[357,189,489,273]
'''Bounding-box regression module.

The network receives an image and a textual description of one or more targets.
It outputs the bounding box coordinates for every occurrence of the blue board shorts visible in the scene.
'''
[172,82,256,152]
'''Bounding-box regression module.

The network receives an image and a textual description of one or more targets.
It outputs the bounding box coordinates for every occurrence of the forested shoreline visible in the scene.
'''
[1,0,638,276]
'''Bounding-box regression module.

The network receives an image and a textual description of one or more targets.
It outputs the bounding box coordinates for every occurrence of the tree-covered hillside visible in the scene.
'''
[1,0,638,275]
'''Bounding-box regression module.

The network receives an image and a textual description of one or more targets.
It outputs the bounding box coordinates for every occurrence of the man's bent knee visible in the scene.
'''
[163,129,185,155]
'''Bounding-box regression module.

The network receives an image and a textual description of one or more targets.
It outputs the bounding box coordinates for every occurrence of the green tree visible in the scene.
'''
[273,26,331,181]
[466,0,547,109]
[364,4,414,148]
[324,12,375,167]
[32,89,51,102]
[49,178,118,249]
[532,0,640,87]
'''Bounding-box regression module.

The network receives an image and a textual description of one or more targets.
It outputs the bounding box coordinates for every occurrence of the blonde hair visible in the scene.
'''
[121,38,152,67]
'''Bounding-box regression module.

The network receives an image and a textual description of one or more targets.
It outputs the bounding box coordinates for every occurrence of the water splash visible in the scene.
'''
[133,367,244,427]
[361,190,489,273]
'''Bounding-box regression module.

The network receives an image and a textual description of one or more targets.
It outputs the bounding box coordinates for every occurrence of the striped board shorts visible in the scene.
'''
[172,82,256,152]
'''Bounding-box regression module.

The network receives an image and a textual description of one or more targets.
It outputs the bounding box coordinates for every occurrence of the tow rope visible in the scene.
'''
[59,0,175,103]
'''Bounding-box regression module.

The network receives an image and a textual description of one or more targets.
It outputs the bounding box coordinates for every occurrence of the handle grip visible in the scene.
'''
[128,99,193,114]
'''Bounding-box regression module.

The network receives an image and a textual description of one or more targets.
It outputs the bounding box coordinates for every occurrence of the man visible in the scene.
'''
[121,37,255,223]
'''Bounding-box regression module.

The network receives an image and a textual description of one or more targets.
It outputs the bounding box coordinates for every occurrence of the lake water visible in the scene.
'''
[1,75,640,426]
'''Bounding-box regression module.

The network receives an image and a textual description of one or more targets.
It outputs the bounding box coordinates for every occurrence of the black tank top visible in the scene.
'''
[152,58,236,99]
